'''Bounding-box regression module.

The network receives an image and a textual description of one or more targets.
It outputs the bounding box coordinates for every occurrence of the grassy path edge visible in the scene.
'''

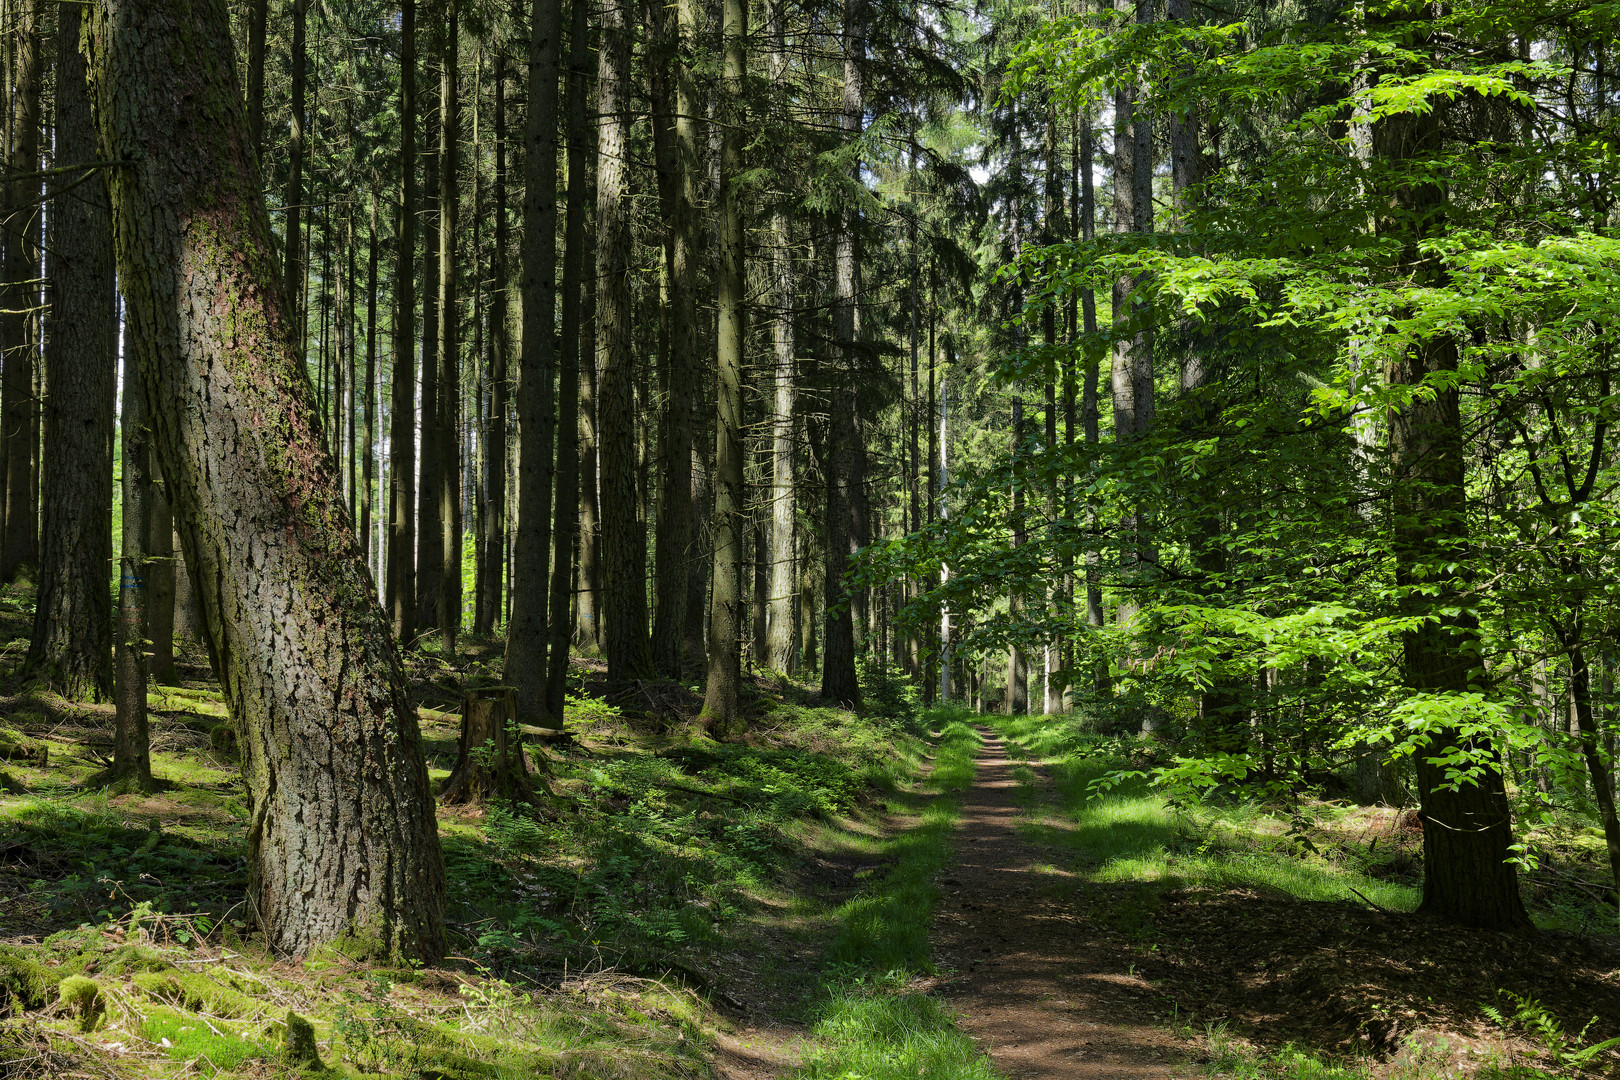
[793,713,1002,1080]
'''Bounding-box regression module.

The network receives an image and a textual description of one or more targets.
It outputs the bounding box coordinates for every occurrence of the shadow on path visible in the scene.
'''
[928,726,1192,1079]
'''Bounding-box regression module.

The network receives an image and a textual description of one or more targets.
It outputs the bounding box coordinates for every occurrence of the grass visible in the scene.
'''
[0,657,984,1079]
[796,712,1003,1080]
[991,713,1422,913]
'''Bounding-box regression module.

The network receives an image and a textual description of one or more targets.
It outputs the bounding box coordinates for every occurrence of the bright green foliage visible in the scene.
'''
[869,0,1620,916]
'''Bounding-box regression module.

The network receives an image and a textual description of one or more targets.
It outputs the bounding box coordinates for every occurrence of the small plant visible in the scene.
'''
[1481,990,1620,1078]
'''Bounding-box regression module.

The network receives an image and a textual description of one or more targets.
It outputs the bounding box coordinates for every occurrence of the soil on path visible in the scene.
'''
[929,725,1192,1079]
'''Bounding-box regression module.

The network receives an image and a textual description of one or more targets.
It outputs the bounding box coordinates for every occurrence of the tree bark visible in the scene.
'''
[1376,79,1526,929]
[25,4,117,702]
[388,0,420,643]
[418,77,443,638]
[546,0,591,717]
[438,689,538,805]
[478,54,510,636]
[820,0,863,709]
[575,188,602,650]
[648,0,704,680]
[508,0,563,719]
[596,0,651,680]
[438,4,463,653]
[246,0,268,160]
[284,0,307,346]
[113,343,154,791]
[764,0,796,674]
[1,0,43,582]
[703,0,747,734]
[147,471,179,685]
[86,0,448,958]
[362,197,378,581]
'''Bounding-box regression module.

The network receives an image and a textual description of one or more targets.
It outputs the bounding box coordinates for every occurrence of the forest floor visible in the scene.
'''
[974,715,1620,1080]
[0,601,1617,1079]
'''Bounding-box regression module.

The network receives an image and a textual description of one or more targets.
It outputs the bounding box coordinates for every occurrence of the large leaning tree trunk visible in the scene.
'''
[24,1,117,702]
[85,0,448,960]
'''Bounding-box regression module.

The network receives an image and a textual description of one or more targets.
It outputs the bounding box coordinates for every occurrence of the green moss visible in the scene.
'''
[0,945,61,1012]
[283,1009,324,1070]
[141,1004,273,1072]
[132,970,262,1018]
[57,974,102,1031]
[106,944,176,977]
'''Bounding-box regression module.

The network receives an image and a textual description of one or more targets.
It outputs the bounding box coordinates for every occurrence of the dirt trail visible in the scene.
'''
[929,726,1190,1079]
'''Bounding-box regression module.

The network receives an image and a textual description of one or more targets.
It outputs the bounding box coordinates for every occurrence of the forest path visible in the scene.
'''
[928,725,1192,1080]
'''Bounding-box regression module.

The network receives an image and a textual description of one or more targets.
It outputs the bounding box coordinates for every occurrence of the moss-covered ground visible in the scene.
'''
[0,584,999,1080]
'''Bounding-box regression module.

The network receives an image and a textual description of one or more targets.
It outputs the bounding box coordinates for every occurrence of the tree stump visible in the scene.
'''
[438,688,540,806]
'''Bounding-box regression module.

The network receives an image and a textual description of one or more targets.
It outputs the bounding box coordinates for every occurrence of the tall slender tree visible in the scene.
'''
[26,5,117,701]
[478,52,510,636]
[389,0,420,643]
[1,0,43,581]
[820,0,864,708]
[438,2,463,652]
[509,0,563,719]
[595,0,651,680]
[546,0,592,717]
[703,0,748,732]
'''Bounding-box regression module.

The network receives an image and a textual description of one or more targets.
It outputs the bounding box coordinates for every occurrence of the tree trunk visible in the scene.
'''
[764,15,796,675]
[479,55,510,637]
[438,5,463,654]
[1372,46,1526,928]
[1562,630,1620,914]
[820,0,863,709]
[86,0,448,958]
[648,0,703,680]
[363,198,378,581]
[546,0,591,717]
[246,0,268,159]
[147,471,179,685]
[26,5,116,702]
[1,0,42,582]
[114,341,154,791]
[596,0,650,680]
[388,0,420,643]
[703,0,747,734]
[576,192,602,650]
[509,0,563,719]
[1006,398,1027,715]
[284,0,306,347]
[418,77,443,638]
[438,688,538,805]
[924,270,938,703]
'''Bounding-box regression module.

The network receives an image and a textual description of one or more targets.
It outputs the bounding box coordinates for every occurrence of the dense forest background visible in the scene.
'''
[0,0,1618,1073]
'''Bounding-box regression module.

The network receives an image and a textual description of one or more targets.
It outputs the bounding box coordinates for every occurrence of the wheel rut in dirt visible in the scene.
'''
[929,725,1189,1079]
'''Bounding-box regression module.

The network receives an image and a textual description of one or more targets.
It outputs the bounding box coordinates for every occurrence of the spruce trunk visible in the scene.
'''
[86,0,448,958]
[26,5,117,701]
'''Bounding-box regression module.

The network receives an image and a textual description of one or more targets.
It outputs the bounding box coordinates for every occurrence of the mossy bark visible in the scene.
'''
[86,0,447,959]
